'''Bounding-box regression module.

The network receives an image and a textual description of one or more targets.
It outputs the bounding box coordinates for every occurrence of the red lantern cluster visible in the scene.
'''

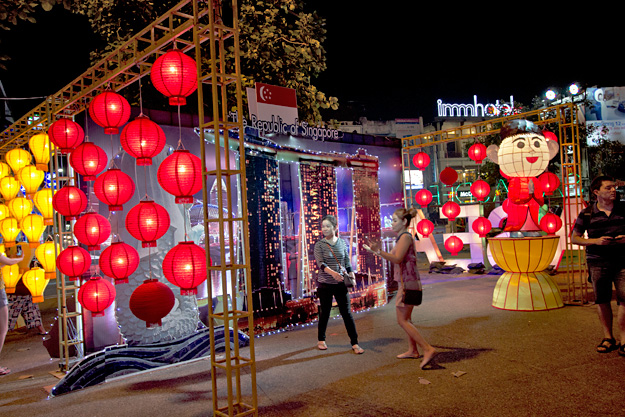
[412,152,430,171]
[442,201,461,221]
[120,115,167,166]
[157,150,203,204]
[417,219,434,238]
[89,91,131,134]
[540,213,563,235]
[415,189,433,207]
[70,142,108,181]
[125,200,170,248]
[538,172,560,197]
[57,246,91,281]
[444,235,464,256]
[150,50,198,106]
[468,143,487,164]
[94,169,135,211]
[472,217,492,238]
[52,186,88,220]
[470,180,490,202]
[440,167,458,187]
[78,276,116,317]
[48,119,85,154]
[99,242,140,285]
[129,279,175,328]
[163,241,207,295]
[73,212,111,251]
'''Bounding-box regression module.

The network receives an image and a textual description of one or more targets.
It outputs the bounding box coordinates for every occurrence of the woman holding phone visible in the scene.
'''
[1,245,25,376]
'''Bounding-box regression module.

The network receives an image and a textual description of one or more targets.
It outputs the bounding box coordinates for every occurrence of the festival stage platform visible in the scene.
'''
[1,272,624,417]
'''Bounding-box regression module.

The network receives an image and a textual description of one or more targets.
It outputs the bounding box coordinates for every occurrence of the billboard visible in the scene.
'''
[585,86,625,145]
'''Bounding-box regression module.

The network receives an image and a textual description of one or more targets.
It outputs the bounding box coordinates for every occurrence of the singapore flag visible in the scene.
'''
[254,82,299,127]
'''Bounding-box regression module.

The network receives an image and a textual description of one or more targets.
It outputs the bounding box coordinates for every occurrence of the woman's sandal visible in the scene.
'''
[619,344,625,357]
[351,344,364,354]
[317,341,328,350]
[596,338,617,353]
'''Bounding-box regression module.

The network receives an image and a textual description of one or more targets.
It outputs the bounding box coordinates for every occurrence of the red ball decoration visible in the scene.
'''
[470,179,491,202]
[69,142,108,181]
[120,115,167,166]
[57,245,91,281]
[157,150,203,204]
[539,212,563,235]
[468,143,487,164]
[99,242,140,285]
[48,119,85,154]
[412,151,430,171]
[88,91,131,134]
[415,189,433,207]
[125,200,170,248]
[442,201,461,221]
[78,276,116,317]
[163,241,207,295]
[440,167,458,187]
[94,168,135,211]
[542,131,558,142]
[150,49,198,106]
[129,279,175,328]
[472,217,492,238]
[52,186,88,220]
[538,172,560,196]
[444,235,464,256]
[73,212,111,251]
[416,219,434,238]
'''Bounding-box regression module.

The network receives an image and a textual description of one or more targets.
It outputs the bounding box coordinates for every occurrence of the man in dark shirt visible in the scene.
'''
[572,176,625,355]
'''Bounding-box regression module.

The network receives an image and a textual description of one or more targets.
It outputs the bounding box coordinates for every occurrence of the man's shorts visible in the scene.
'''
[0,289,8,308]
[588,263,625,305]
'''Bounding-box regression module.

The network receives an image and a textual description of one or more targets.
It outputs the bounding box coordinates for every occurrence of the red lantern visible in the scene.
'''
[125,200,170,248]
[468,143,487,164]
[412,152,430,171]
[157,150,203,204]
[150,50,198,106]
[52,186,88,220]
[470,179,491,201]
[78,276,116,317]
[99,242,140,285]
[440,167,458,187]
[540,212,563,235]
[129,279,175,328]
[442,201,461,221]
[48,119,85,154]
[415,189,433,207]
[73,212,111,251]
[163,241,207,295]
[416,219,434,238]
[69,142,108,181]
[57,245,91,281]
[94,169,135,211]
[88,91,131,134]
[120,115,166,166]
[444,235,464,256]
[472,217,492,238]
[543,131,558,142]
[538,172,560,196]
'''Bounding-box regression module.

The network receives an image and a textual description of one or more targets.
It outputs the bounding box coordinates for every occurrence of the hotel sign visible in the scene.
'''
[437,95,517,118]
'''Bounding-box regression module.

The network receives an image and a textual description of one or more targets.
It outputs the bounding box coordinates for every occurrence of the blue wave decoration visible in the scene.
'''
[50,326,249,397]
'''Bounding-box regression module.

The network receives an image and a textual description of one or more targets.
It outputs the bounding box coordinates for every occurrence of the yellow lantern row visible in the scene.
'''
[0,215,47,247]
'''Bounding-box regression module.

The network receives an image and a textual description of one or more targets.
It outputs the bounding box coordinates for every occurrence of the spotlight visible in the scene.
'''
[568,82,580,95]
[545,89,557,101]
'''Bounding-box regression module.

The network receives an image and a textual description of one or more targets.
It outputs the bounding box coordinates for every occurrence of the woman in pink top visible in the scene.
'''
[364,208,435,368]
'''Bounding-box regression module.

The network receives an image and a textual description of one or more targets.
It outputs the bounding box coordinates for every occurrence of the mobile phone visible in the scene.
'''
[15,245,23,257]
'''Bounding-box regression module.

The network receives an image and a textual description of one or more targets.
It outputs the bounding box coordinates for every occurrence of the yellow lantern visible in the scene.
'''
[28,133,52,171]
[16,165,44,199]
[0,162,11,180]
[1,264,21,294]
[0,176,20,201]
[5,148,32,178]
[33,188,54,225]
[20,213,46,248]
[22,267,49,303]
[0,217,21,247]
[0,203,9,221]
[35,241,59,279]
[8,197,33,223]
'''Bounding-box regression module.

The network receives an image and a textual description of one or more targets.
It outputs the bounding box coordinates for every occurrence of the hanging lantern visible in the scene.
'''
[88,90,131,134]
[415,189,433,207]
[157,150,203,204]
[52,185,88,220]
[150,49,198,106]
[0,217,21,247]
[542,131,558,142]
[69,142,108,181]
[472,217,492,238]
[78,276,116,317]
[444,235,464,256]
[20,214,46,248]
[0,161,11,180]
[94,168,135,211]
[73,212,111,251]
[0,176,21,201]
[120,115,167,166]
[468,143,487,164]
[129,279,176,328]
[416,219,434,238]
[1,264,21,293]
[538,172,560,197]
[163,241,207,295]
[440,167,458,187]
[8,197,33,223]
[540,213,563,235]
[5,148,32,177]
[16,165,45,199]
[125,200,170,248]
[470,179,490,202]
[28,133,53,171]
[442,201,461,221]
[35,241,59,279]
[22,267,49,303]
[412,151,430,171]
[99,242,139,285]
[48,119,85,153]
[33,188,54,225]
[0,203,9,221]
[57,245,91,281]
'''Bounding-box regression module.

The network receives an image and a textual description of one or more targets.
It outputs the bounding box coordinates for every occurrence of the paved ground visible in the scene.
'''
[1,272,624,417]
